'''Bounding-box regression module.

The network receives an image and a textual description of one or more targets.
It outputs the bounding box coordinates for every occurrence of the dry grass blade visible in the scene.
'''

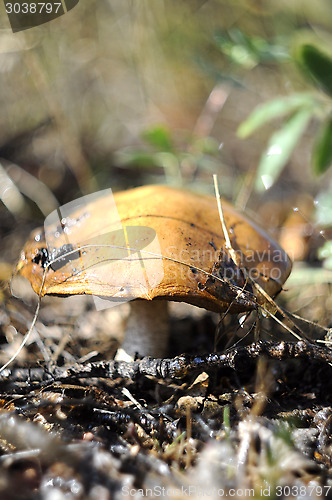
[0,280,45,374]
[213,174,314,344]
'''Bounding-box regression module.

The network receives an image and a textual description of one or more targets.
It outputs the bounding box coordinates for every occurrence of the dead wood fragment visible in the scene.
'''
[0,340,331,385]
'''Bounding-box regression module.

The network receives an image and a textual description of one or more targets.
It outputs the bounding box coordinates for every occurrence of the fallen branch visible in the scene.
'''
[0,340,331,385]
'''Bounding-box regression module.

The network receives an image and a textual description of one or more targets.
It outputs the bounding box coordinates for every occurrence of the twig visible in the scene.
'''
[1,341,331,384]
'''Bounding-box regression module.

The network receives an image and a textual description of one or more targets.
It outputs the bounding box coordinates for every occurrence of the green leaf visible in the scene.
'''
[287,266,332,285]
[318,240,332,259]
[254,107,312,192]
[193,136,220,155]
[312,117,332,175]
[318,240,332,270]
[315,189,332,226]
[215,29,288,70]
[142,125,173,152]
[297,44,332,97]
[237,94,315,139]
[116,151,159,168]
[323,256,332,270]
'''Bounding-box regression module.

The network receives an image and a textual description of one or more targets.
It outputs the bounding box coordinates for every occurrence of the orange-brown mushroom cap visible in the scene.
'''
[17,185,291,315]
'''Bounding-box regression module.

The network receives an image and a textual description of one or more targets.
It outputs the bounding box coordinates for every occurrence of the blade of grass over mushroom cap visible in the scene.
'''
[16,185,292,358]
[213,174,240,268]
[212,175,303,340]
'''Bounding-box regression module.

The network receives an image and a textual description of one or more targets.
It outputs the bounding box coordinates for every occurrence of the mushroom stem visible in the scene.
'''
[122,300,170,358]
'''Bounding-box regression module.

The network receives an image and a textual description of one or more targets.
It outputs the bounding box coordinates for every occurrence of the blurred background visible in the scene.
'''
[1,0,332,327]
[1,4,332,496]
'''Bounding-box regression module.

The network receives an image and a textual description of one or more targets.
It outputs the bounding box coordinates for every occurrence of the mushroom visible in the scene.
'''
[17,185,292,358]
